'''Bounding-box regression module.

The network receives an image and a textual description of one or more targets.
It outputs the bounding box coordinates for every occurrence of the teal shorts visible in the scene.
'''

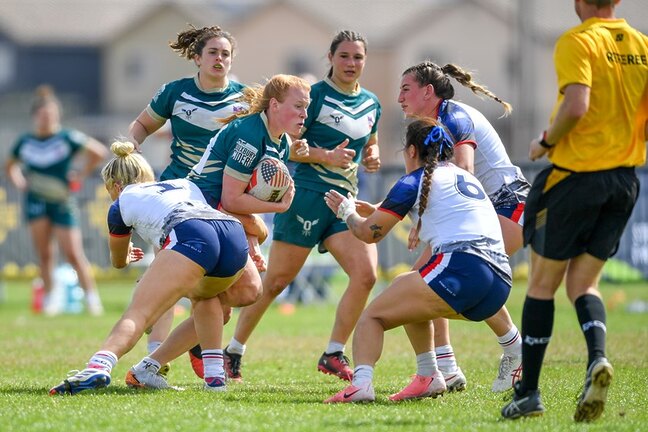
[25,194,78,227]
[273,187,348,250]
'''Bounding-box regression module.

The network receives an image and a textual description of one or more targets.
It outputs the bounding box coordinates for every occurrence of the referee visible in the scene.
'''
[502,0,648,422]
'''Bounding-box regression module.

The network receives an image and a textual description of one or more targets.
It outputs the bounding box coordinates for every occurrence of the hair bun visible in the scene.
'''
[110,141,136,157]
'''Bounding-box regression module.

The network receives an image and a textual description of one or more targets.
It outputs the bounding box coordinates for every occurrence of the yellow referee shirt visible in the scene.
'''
[548,17,648,171]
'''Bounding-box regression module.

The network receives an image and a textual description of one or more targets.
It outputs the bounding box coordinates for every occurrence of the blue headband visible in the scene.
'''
[423,126,453,156]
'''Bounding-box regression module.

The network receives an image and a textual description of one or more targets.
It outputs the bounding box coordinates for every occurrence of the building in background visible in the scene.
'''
[1,0,647,278]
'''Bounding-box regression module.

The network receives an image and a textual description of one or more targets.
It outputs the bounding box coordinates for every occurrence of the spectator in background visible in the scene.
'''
[5,85,107,316]
[125,24,257,366]
[221,30,382,383]
[502,0,648,421]
[398,60,528,393]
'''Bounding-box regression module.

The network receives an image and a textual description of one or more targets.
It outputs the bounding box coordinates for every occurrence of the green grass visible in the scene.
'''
[0,277,647,431]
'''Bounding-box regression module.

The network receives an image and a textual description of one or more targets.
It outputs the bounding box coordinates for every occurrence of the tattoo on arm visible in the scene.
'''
[369,224,383,240]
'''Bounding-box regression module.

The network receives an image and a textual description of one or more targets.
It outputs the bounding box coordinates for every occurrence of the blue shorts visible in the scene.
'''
[496,202,525,226]
[25,194,78,227]
[161,219,248,277]
[489,179,530,227]
[418,252,511,321]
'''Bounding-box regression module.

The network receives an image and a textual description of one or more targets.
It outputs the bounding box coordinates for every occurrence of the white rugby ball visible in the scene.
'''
[246,157,292,202]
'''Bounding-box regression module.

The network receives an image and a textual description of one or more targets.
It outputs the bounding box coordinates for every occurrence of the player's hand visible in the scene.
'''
[276,182,295,213]
[247,236,267,273]
[292,139,309,158]
[128,243,145,263]
[324,190,356,221]
[529,133,550,161]
[222,304,233,325]
[362,146,381,173]
[327,139,356,168]
[355,199,377,217]
[407,225,420,251]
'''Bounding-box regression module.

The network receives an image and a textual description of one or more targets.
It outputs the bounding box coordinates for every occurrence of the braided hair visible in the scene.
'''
[403,61,512,116]
[405,117,455,240]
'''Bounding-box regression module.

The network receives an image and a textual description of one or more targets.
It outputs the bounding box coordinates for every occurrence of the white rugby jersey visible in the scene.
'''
[107,178,233,246]
[379,163,505,254]
[439,100,525,196]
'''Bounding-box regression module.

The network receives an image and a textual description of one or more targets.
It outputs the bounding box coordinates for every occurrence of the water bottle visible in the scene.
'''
[31,278,45,313]
[53,264,85,314]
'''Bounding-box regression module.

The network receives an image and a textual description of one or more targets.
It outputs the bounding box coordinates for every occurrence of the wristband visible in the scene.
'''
[539,131,554,149]
[336,193,356,222]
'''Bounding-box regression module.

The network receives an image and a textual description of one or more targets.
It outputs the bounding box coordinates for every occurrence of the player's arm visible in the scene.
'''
[108,235,144,269]
[453,142,475,174]
[5,157,27,191]
[220,211,269,244]
[221,173,294,215]
[355,199,380,218]
[290,138,356,168]
[128,109,166,152]
[324,189,399,244]
[78,137,108,180]
[530,84,589,161]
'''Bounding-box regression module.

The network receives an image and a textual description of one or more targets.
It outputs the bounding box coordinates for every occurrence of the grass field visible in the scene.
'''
[0,276,647,432]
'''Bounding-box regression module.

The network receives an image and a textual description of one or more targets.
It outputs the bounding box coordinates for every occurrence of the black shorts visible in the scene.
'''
[523,165,639,260]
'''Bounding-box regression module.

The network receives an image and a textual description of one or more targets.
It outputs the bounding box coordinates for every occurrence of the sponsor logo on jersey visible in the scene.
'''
[330,113,344,124]
[296,215,319,237]
[182,107,198,118]
[232,139,258,167]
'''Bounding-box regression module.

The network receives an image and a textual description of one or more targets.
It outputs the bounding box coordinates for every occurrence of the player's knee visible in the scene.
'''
[223,282,261,307]
[349,267,377,291]
[264,275,292,298]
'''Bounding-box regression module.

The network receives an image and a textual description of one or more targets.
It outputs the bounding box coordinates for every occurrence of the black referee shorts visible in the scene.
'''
[523,165,639,261]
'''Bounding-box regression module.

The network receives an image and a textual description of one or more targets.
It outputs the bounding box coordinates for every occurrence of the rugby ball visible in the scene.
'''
[246,157,291,202]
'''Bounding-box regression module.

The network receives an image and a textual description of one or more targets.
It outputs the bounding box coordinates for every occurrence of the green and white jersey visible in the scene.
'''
[11,128,87,202]
[295,78,381,195]
[147,75,247,179]
[188,112,291,206]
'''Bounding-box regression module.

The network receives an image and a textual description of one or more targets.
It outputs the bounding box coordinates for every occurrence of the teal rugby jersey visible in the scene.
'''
[188,112,291,205]
[147,75,247,178]
[294,78,381,195]
[11,129,87,202]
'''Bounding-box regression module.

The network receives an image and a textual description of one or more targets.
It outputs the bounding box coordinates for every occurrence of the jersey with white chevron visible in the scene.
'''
[147,75,247,173]
[294,78,381,195]
[11,128,87,202]
[188,112,291,205]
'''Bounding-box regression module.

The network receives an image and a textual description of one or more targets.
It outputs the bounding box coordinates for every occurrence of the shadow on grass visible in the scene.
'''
[0,384,166,397]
